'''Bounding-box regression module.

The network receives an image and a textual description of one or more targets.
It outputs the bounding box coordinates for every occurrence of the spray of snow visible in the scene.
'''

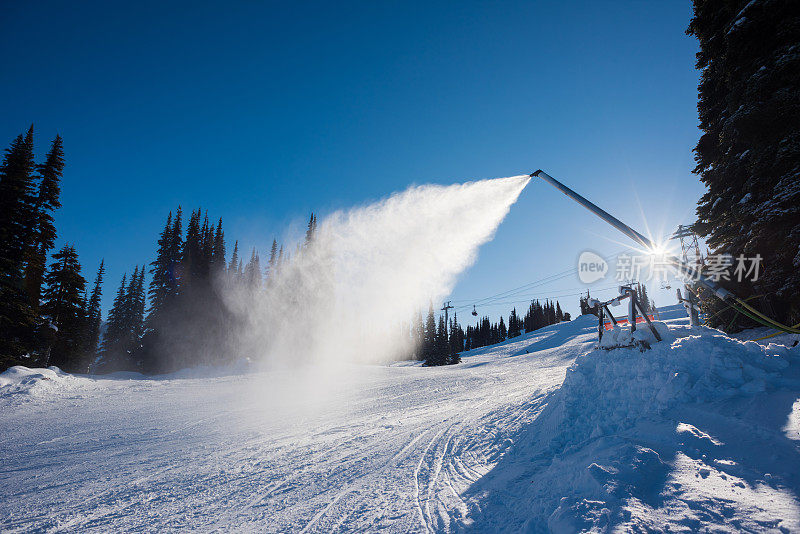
[229,175,530,368]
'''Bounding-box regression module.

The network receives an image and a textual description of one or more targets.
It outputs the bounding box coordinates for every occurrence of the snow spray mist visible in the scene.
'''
[227,175,530,368]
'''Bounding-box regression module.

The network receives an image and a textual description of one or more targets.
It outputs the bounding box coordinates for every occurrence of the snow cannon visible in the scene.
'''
[530,169,800,336]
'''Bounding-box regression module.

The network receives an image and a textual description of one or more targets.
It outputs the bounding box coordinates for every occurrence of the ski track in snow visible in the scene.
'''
[0,316,592,533]
[2,306,799,532]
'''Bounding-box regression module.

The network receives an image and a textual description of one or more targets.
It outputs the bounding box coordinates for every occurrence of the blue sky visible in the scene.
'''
[1,1,705,319]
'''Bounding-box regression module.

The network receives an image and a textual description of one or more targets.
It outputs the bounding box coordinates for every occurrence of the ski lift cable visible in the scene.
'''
[455,285,619,310]
[454,284,620,312]
[451,249,627,307]
[455,283,620,310]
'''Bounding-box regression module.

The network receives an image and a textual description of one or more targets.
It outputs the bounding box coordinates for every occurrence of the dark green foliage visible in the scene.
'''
[508,308,522,338]
[305,213,317,245]
[462,298,567,354]
[23,135,64,312]
[136,207,235,373]
[84,260,104,358]
[423,302,437,365]
[0,128,39,364]
[244,248,261,291]
[96,266,146,372]
[413,309,425,360]
[0,128,66,367]
[636,283,651,312]
[688,0,800,328]
[579,291,593,316]
[41,245,86,372]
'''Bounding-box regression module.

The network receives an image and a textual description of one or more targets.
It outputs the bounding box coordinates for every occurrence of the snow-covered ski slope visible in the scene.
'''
[2,306,799,532]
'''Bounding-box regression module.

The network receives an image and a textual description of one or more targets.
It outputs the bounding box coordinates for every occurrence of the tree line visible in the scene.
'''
[410,298,570,367]
[0,126,311,374]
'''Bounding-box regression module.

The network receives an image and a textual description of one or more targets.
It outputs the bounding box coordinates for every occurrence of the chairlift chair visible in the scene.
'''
[472,305,478,316]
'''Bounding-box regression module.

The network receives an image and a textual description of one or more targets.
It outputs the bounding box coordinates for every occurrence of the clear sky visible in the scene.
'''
[1,1,705,321]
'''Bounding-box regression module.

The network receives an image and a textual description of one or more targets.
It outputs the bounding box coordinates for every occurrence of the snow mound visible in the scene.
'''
[556,328,794,447]
[0,366,73,397]
[469,321,800,532]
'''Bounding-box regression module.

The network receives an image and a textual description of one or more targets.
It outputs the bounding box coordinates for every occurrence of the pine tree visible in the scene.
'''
[98,273,128,371]
[244,248,261,291]
[41,244,86,371]
[147,212,175,316]
[413,309,425,360]
[435,315,448,365]
[182,209,202,288]
[84,260,104,357]
[499,316,507,341]
[688,0,800,327]
[555,301,564,323]
[579,290,593,316]
[23,135,64,313]
[211,218,225,275]
[266,238,278,283]
[508,308,521,338]
[228,240,240,281]
[126,266,146,359]
[423,302,437,365]
[448,313,461,364]
[305,213,317,245]
[0,127,39,364]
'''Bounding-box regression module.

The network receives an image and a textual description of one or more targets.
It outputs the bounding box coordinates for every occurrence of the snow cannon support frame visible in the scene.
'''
[592,288,661,345]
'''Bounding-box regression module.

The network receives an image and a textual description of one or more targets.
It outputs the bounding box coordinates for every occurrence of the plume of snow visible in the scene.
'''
[229,175,530,367]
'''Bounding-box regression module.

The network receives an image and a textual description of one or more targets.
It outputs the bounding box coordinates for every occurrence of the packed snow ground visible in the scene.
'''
[2,305,799,532]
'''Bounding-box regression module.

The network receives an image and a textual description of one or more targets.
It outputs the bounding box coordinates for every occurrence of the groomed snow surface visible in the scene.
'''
[2,305,799,532]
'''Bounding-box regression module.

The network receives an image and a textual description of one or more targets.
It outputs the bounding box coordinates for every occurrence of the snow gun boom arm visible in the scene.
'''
[529,169,733,301]
[531,169,800,335]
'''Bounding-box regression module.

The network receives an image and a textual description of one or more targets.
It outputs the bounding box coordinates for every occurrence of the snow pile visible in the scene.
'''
[0,366,73,397]
[484,324,800,532]
[555,328,795,448]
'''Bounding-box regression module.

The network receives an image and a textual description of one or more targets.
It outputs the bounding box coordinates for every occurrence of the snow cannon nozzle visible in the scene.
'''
[530,169,544,177]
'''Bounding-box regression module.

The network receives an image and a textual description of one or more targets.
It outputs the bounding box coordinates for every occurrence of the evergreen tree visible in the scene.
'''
[689,0,800,327]
[266,238,278,283]
[83,259,104,357]
[636,283,651,312]
[211,218,225,275]
[41,244,86,371]
[23,135,64,312]
[508,307,521,338]
[147,212,175,316]
[182,209,202,288]
[579,290,593,316]
[98,273,128,371]
[435,315,448,365]
[244,248,261,291]
[126,266,146,357]
[305,213,317,245]
[423,302,437,365]
[448,313,461,365]
[228,240,240,281]
[413,309,425,360]
[0,127,39,364]
[555,301,564,323]
[499,316,507,341]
